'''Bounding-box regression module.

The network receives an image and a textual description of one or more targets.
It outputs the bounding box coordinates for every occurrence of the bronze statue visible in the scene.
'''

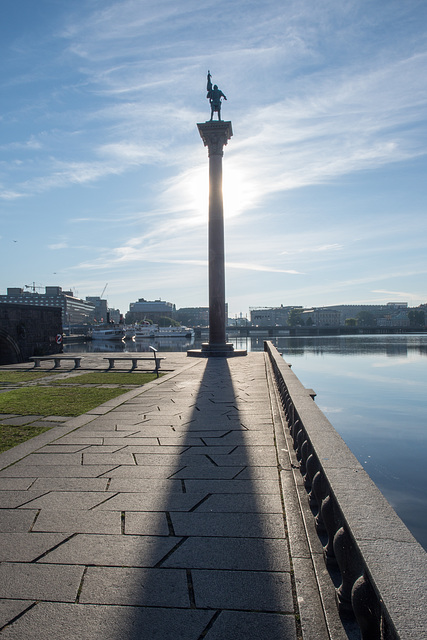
[206,71,227,121]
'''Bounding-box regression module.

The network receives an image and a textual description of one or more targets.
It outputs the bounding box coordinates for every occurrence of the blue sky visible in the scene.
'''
[1,0,426,318]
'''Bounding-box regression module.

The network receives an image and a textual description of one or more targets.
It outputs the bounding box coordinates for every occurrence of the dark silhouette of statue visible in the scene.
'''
[206,71,227,121]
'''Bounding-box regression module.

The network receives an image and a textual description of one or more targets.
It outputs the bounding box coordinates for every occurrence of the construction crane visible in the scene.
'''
[25,282,44,292]
[100,283,108,299]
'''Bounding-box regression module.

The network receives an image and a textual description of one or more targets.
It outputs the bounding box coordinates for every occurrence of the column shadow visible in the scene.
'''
[108,356,297,639]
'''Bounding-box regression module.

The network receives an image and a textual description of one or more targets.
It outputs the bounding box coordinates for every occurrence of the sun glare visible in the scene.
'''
[182,159,257,227]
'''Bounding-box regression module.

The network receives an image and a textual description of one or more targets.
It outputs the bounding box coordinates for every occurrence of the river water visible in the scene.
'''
[65,333,427,550]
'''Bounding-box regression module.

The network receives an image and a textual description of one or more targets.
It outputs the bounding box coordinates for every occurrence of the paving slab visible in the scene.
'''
[203,610,297,640]
[170,511,286,538]
[39,533,183,567]
[0,600,34,630]
[0,352,329,639]
[0,464,116,478]
[0,532,69,562]
[0,603,215,640]
[0,509,38,532]
[93,491,207,512]
[192,569,294,612]
[162,536,291,571]
[0,562,84,601]
[78,566,190,607]
[32,509,122,534]
[0,490,46,508]
[19,490,116,511]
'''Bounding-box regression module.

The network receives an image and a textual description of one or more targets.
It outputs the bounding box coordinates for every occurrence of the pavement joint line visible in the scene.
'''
[97,465,122,477]
[196,610,222,640]
[189,494,212,512]
[29,508,41,532]
[0,602,37,634]
[154,537,188,568]
[75,566,89,604]
[14,489,51,508]
[88,492,120,510]
[186,569,197,608]
[165,511,175,536]
[31,533,77,563]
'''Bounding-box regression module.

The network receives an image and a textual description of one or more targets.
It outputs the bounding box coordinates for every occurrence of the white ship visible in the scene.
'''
[91,327,125,341]
[134,324,194,340]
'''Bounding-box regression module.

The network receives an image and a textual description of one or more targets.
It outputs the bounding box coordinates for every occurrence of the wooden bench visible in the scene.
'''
[29,355,82,369]
[103,348,164,376]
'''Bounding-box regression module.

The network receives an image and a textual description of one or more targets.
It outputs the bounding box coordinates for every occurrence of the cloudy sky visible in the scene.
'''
[1,0,426,317]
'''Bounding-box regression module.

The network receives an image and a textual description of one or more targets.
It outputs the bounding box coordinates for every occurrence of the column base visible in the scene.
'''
[187,343,247,358]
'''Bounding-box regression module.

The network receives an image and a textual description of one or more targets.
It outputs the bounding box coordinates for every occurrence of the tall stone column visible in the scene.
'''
[186,120,242,357]
[199,121,232,353]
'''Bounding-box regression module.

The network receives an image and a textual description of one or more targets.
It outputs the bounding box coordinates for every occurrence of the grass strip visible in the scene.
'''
[0,424,51,454]
[51,372,162,385]
[0,371,56,383]
[0,386,127,417]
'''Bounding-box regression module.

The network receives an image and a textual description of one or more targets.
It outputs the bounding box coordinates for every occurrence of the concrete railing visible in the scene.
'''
[265,341,427,640]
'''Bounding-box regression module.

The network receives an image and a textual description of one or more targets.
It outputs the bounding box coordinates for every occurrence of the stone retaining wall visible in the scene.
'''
[265,341,427,640]
[0,303,62,364]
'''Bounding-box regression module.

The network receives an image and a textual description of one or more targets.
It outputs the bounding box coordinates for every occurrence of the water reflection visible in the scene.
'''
[272,334,427,551]
[240,334,427,357]
[65,337,195,354]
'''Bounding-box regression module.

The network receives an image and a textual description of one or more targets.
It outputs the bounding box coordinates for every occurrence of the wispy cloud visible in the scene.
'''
[1,0,426,312]
[48,242,68,250]
[226,262,302,274]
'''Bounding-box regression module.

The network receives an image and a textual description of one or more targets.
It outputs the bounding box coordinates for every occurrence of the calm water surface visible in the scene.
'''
[66,334,427,549]
[258,334,427,551]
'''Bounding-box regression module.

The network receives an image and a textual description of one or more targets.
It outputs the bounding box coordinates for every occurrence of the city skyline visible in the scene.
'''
[1,1,426,317]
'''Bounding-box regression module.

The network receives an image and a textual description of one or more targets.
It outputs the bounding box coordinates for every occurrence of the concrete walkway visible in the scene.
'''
[0,353,330,639]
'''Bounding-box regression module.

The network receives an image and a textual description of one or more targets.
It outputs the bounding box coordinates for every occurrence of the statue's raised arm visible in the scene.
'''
[206,71,227,121]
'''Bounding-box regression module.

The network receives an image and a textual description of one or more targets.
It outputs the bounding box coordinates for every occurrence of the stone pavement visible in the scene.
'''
[0,353,330,640]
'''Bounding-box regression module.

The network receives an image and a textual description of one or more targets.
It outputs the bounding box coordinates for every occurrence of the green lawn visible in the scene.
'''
[0,425,52,454]
[0,368,162,453]
[51,371,162,385]
[0,386,127,417]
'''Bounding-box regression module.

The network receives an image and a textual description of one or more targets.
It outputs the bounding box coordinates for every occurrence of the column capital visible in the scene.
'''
[197,121,233,157]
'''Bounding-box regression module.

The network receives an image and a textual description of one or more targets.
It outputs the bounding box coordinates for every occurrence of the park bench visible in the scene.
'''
[29,355,82,369]
[103,347,164,376]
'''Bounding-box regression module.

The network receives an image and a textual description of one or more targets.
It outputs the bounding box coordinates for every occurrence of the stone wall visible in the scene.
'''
[265,340,427,640]
[0,304,62,365]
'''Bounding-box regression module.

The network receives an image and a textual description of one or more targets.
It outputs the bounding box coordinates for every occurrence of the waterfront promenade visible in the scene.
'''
[0,352,334,640]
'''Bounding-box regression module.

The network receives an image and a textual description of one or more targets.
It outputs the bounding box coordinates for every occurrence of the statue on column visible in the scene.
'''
[206,71,227,121]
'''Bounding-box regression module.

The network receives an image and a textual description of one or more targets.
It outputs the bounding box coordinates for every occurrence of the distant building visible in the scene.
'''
[108,308,121,323]
[86,296,108,323]
[250,306,297,327]
[175,307,209,326]
[377,313,410,328]
[0,287,95,327]
[323,304,409,325]
[302,308,341,327]
[126,298,176,323]
[386,302,408,309]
